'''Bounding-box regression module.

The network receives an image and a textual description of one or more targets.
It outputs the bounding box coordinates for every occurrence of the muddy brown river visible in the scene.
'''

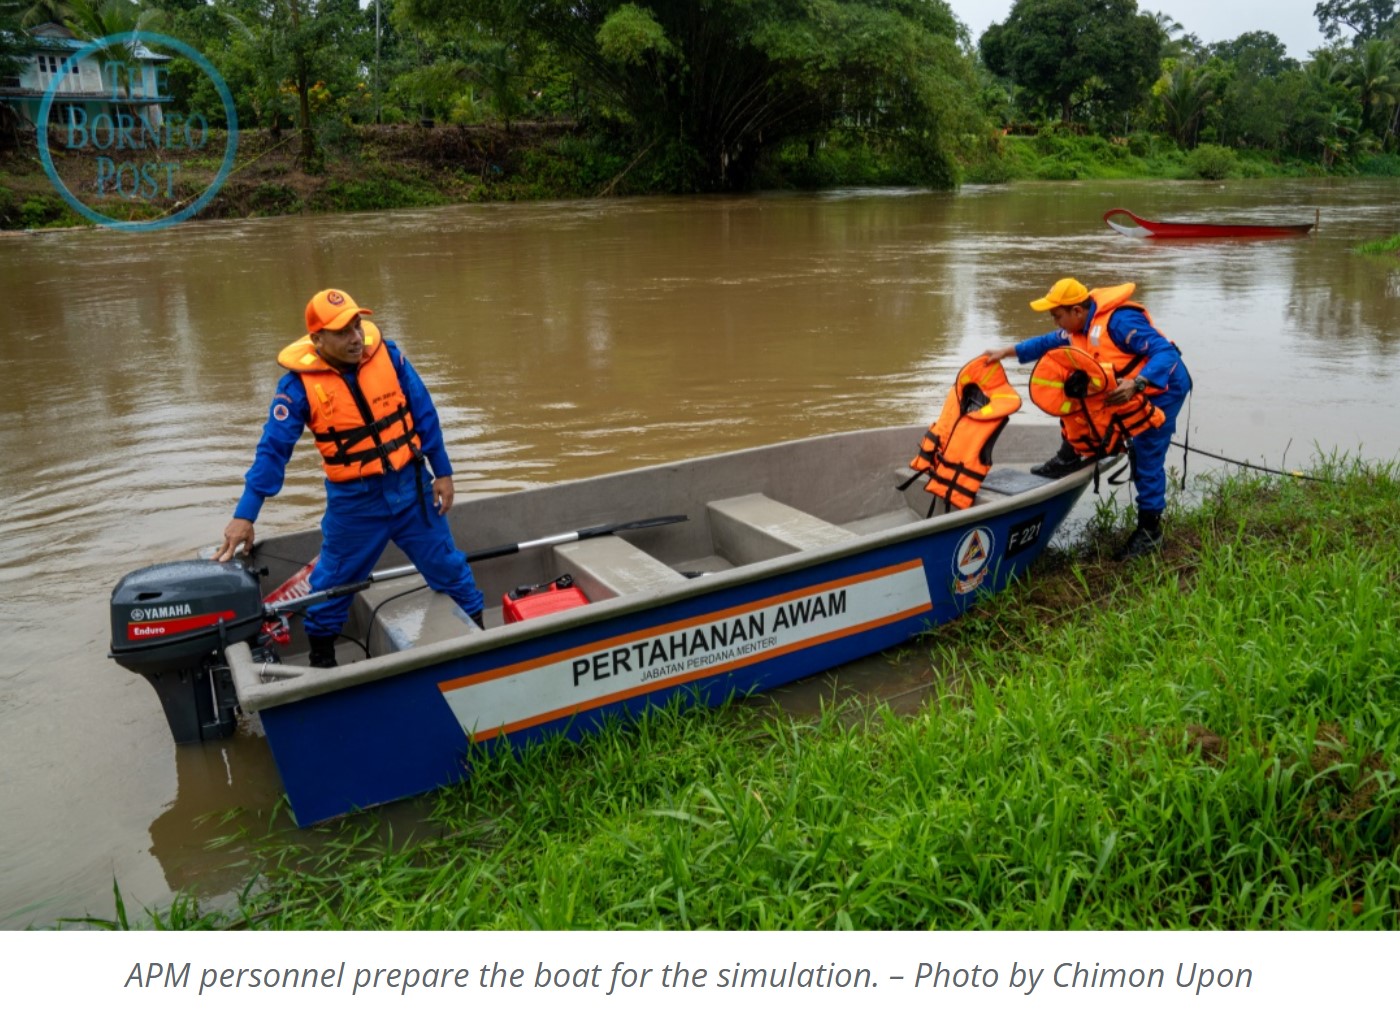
[3,178,1399,928]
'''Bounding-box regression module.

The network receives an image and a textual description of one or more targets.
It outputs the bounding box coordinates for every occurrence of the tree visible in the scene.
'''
[980,0,1164,125]
[1313,0,1397,43]
[62,0,166,105]
[396,0,981,191]
[62,0,165,46]
[1154,59,1215,146]
[16,0,73,27]
[1208,31,1297,77]
[384,7,540,127]
[1288,48,1363,163]
[1346,36,1400,140]
[1206,32,1300,148]
[215,0,367,170]
[0,2,28,139]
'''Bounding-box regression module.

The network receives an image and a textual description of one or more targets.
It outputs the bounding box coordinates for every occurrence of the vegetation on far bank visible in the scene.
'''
[6,120,1400,233]
[7,1,1400,228]
[82,460,1400,931]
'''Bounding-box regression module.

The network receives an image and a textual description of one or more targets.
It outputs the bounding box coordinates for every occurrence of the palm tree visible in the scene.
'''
[1346,37,1400,143]
[62,0,165,94]
[1316,101,1361,166]
[1156,60,1216,147]
[17,0,73,28]
[1149,10,1197,61]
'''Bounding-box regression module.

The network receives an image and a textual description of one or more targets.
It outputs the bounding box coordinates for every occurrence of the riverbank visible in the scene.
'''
[2,124,1383,231]
[0,121,609,229]
[88,460,1400,931]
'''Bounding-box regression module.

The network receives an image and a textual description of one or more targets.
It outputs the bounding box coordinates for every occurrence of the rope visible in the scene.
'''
[1171,437,1333,484]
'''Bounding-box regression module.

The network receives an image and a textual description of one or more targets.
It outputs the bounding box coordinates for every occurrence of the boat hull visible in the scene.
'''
[238,450,1087,825]
[1104,207,1314,239]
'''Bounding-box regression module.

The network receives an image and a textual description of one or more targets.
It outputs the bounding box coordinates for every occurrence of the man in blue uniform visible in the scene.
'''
[985,278,1192,560]
[215,288,485,666]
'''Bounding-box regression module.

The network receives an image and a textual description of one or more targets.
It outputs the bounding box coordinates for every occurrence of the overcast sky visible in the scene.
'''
[946,0,1329,60]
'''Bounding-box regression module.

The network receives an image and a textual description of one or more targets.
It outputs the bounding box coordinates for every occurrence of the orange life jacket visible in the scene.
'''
[276,321,421,482]
[906,355,1022,510]
[1028,346,1164,459]
[1068,283,1177,393]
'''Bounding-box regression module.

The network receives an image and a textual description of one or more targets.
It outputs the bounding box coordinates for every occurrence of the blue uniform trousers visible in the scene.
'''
[303,465,484,640]
[1129,384,1189,514]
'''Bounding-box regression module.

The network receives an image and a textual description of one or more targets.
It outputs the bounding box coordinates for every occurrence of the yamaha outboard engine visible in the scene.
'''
[110,560,266,743]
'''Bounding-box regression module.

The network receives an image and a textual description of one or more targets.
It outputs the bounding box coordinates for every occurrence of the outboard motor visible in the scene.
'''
[110,560,266,743]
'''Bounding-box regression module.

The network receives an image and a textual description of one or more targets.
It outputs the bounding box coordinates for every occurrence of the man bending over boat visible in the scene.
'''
[984,278,1192,561]
[214,288,485,667]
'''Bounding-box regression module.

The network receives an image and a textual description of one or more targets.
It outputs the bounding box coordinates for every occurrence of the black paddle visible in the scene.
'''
[265,514,689,615]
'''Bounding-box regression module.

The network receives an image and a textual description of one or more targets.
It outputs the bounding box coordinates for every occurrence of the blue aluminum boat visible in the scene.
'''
[112,423,1100,825]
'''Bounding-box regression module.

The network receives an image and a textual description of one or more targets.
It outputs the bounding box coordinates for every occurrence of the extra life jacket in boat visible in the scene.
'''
[276,321,422,482]
[1028,346,1164,459]
[904,355,1022,511]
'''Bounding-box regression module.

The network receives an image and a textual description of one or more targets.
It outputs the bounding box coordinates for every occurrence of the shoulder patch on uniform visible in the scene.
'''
[272,403,290,421]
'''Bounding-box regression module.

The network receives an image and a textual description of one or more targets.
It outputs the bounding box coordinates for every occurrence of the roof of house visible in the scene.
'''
[21,22,171,62]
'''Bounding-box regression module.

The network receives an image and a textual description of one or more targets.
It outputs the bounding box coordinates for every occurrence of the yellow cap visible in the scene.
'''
[1029,277,1090,312]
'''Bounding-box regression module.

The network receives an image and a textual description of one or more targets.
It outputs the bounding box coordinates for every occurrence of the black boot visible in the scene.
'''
[1115,510,1163,561]
[308,634,338,668]
[1032,440,1090,479]
[469,610,484,630]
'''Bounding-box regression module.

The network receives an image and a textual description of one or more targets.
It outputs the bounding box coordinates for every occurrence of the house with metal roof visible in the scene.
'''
[0,22,172,134]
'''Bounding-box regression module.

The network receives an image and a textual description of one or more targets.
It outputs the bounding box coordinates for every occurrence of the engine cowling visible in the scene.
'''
[110,560,265,743]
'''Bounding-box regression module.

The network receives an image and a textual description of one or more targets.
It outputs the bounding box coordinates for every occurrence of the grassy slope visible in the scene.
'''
[108,461,1400,932]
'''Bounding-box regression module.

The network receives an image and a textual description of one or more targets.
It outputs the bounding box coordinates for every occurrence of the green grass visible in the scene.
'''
[1356,234,1400,255]
[95,461,1400,930]
[960,133,1323,185]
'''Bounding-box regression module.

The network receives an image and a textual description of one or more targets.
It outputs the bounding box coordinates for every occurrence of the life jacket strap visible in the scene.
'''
[312,401,411,448]
[925,461,986,515]
[315,402,418,469]
[319,428,419,468]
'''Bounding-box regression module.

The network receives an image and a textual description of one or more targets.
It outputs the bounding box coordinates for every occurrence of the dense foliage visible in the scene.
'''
[980,0,1164,126]
[7,0,1400,197]
[385,0,979,189]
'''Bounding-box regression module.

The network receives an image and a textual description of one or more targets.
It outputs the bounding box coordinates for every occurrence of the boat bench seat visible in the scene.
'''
[893,465,1045,516]
[982,466,1051,495]
[355,572,482,657]
[552,535,686,601]
[707,493,854,565]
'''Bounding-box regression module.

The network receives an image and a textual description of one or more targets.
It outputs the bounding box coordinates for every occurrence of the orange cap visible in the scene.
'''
[1029,277,1090,312]
[305,289,373,333]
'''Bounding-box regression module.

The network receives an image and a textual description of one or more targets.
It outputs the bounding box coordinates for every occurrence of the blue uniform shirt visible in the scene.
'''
[1014,303,1189,393]
[234,339,453,522]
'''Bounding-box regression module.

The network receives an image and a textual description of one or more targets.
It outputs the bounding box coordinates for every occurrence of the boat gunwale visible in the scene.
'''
[229,424,1096,714]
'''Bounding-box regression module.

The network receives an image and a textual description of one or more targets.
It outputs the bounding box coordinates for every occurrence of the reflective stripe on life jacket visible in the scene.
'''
[1029,346,1164,459]
[276,321,421,482]
[907,355,1022,511]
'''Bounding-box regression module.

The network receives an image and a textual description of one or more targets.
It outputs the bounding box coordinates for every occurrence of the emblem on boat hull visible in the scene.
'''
[952,526,994,594]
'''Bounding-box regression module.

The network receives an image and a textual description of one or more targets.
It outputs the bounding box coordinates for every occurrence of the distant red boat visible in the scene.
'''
[1103,207,1316,239]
